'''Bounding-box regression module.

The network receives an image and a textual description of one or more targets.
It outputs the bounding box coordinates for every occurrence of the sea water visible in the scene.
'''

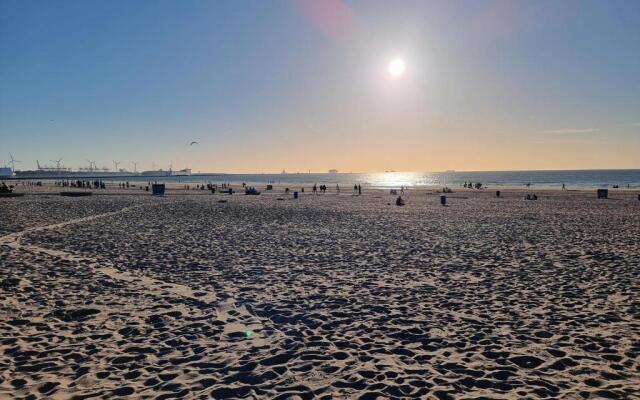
[122,169,640,189]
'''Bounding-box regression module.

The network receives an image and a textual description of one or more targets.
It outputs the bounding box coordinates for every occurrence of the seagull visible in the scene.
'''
[190,141,199,146]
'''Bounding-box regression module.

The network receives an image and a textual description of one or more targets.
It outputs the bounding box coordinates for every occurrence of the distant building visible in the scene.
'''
[172,168,191,176]
[328,169,338,174]
[0,167,13,178]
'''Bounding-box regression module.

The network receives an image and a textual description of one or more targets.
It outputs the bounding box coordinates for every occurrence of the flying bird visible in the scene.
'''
[190,141,199,146]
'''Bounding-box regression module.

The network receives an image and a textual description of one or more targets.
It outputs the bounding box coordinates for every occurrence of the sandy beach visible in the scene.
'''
[1,184,639,399]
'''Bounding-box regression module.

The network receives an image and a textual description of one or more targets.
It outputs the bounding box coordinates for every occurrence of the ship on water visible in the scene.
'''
[140,168,191,177]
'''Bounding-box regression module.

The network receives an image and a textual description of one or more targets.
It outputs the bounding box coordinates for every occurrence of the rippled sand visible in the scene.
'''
[1,186,639,399]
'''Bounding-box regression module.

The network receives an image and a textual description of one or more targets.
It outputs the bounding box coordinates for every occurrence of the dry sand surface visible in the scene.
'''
[1,185,639,399]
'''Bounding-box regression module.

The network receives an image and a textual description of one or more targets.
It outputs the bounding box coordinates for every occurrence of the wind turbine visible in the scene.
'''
[8,153,21,172]
[50,158,63,170]
[113,160,120,172]
[132,161,139,173]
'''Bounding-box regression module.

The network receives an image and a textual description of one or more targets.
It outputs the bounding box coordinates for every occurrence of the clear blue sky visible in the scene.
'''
[1,0,639,172]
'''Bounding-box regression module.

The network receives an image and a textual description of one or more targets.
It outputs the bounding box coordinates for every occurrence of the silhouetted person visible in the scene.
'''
[358,184,362,195]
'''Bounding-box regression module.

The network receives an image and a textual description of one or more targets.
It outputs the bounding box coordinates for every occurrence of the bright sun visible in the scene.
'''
[388,58,406,77]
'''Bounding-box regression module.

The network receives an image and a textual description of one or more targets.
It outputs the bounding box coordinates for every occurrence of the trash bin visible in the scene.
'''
[228,188,233,195]
[597,189,608,199]
[266,185,273,190]
[293,191,298,199]
[152,184,165,196]
[496,190,501,198]
[440,194,446,206]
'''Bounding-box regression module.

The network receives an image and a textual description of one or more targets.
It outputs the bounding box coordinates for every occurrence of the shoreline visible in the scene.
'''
[5,180,640,195]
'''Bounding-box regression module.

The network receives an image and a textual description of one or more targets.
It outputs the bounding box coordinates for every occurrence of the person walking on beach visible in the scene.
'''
[358,184,362,195]
[336,184,340,194]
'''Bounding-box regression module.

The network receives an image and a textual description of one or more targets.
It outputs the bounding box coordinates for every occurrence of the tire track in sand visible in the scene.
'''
[0,205,263,329]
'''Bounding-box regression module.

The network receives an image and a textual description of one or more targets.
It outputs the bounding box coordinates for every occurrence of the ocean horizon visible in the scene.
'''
[84,169,640,189]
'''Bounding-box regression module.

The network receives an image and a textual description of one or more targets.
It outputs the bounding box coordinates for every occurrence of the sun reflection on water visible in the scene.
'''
[365,172,444,188]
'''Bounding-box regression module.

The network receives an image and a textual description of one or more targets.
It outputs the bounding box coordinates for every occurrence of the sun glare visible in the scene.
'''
[388,58,406,77]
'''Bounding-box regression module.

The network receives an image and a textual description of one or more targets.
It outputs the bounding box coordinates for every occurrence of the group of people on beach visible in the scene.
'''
[55,179,106,189]
[0,182,13,193]
[312,184,328,193]
[463,182,483,189]
[15,181,42,187]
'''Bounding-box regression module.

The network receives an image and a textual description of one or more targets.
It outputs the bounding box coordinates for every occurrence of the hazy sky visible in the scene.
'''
[1,0,639,173]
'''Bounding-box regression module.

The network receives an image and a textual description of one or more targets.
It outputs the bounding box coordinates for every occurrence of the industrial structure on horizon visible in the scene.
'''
[2,153,191,179]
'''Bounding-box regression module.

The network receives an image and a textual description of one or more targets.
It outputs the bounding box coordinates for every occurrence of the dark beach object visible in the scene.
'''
[440,194,447,206]
[218,199,227,203]
[266,184,273,190]
[293,191,298,199]
[597,189,608,199]
[496,190,501,198]
[245,187,260,195]
[211,188,216,194]
[152,184,165,196]
[395,196,405,206]
[0,192,25,198]
[228,188,233,195]
[0,183,24,197]
[60,192,92,197]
